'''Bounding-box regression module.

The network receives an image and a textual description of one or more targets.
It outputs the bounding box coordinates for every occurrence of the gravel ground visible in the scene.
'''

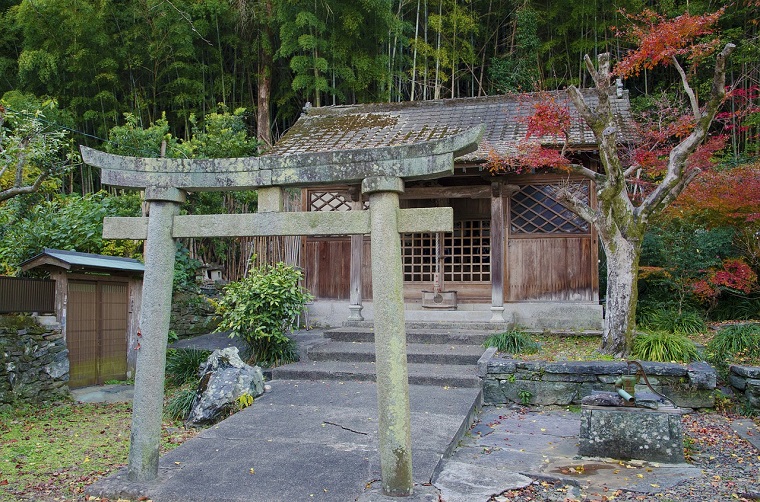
[492,412,760,502]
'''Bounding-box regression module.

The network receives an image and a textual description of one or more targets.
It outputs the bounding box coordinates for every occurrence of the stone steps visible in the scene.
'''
[308,341,484,365]
[325,326,494,346]
[271,323,495,389]
[271,360,481,388]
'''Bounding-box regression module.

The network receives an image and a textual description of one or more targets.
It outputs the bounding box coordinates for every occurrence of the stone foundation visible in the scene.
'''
[0,315,70,411]
[482,356,716,409]
[170,292,220,337]
[728,365,760,410]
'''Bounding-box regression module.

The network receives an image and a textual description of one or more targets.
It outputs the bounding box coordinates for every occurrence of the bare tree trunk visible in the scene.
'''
[601,233,641,356]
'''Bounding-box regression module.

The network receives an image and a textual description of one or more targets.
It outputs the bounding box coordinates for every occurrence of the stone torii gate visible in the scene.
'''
[80,126,482,498]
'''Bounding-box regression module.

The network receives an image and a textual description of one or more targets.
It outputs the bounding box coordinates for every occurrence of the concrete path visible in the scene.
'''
[86,379,481,502]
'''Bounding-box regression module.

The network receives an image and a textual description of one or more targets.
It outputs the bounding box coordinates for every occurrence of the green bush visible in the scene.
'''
[165,387,197,421]
[708,296,760,321]
[707,323,760,367]
[631,331,701,363]
[215,262,312,367]
[639,308,707,335]
[483,329,540,355]
[165,348,212,388]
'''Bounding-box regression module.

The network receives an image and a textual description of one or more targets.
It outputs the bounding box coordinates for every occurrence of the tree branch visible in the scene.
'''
[639,43,736,220]
[568,162,607,183]
[0,171,49,203]
[623,165,639,178]
[672,56,700,119]
[548,183,596,225]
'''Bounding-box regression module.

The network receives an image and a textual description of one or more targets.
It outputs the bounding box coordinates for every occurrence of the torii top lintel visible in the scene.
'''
[80,126,483,192]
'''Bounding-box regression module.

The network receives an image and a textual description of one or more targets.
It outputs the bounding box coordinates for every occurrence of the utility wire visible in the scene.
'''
[2,105,189,158]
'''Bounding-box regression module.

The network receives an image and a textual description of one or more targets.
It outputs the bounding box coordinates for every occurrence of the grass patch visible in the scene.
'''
[631,331,702,363]
[500,333,613,362]
[0,400,199,501]
[706,323,760,371]
[483,329,540,354]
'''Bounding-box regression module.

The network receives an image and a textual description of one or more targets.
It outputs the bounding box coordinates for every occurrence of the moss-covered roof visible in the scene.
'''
[270,91,636,162]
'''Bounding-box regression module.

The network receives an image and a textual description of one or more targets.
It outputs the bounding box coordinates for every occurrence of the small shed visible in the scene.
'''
[21,249,144,388]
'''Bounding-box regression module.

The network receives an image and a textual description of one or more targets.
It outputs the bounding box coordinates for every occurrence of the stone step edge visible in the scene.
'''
[308,342,484,364]
[269,368,481,388]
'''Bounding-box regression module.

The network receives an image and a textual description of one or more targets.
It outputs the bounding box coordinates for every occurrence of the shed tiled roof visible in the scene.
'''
[270,90,636,162]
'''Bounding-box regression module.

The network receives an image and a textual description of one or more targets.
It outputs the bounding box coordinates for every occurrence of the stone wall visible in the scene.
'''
[728,365,760,410]
[170,292,220,337]
[0,315,70,411]
[481,350,716,409]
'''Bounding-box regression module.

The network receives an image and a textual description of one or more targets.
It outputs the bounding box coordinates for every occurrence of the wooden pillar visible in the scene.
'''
[348,187,364,321]
[490,182,505,322]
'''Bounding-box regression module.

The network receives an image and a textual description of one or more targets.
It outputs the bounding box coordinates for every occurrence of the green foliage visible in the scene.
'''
[708,296,760,322]
[517,389,533,406]
[215,262,312,367]
[483,328,540,355]
[173,243,202,293]
[706,323,760,368]
[165,387,197,422]
[639,221,736,313]
[631,331,702,363]
[187,106,258,159]
[0,313,38,331]
[639,308,708,335]
[488,6,540,93]
[0,96,77,202]
[165,348,211,388]
[0,191,142,274]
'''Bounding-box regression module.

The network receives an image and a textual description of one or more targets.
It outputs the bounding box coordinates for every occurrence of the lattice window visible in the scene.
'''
[446,220,491,282]
[309,191,352,212]
[510,183,590,234]
[401,220,491,283]
[402,233,437,283]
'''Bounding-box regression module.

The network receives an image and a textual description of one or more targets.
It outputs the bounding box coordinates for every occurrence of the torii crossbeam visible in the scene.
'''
[81,125,482,497]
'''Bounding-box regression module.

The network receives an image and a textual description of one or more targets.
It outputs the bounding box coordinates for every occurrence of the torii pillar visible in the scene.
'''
[81,125,483,497]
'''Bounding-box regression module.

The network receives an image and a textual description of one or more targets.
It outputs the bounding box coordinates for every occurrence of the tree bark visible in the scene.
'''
[601,232,641,356]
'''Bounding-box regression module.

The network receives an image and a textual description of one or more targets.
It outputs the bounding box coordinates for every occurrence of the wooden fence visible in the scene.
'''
[0,276,56,314]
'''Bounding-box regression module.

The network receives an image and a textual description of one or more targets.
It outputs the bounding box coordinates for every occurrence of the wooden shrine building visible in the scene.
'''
[269,91,636,330]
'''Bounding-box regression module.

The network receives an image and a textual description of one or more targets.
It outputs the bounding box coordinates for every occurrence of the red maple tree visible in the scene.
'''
[487,9,736,355]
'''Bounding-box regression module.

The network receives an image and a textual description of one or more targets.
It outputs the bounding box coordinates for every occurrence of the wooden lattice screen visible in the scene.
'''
[510,182,590,234]
[402,220,491,283]
[309,191,352,212]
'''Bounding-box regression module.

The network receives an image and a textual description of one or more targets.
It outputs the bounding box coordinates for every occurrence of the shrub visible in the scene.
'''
[165,348,212,388]
[708,295,760,321]
[707,323,760,367]
[165,387,197,421]
[639,308,707,335]
[215,262,312,367]
[631,331,701,363]
[483,329,540,355]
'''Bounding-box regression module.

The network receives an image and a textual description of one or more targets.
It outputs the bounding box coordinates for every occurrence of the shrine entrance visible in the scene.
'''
[81,126,483,497]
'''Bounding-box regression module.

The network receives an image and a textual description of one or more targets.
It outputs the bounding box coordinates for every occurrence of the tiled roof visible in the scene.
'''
[269,90,636,162]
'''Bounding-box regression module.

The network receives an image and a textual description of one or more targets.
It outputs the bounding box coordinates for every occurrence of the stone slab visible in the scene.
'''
[441,406,702,499]
[731,419,760,450]
[433,460,532,502]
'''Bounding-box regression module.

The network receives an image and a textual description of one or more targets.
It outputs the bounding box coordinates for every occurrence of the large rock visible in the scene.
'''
[187,347,265,426]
